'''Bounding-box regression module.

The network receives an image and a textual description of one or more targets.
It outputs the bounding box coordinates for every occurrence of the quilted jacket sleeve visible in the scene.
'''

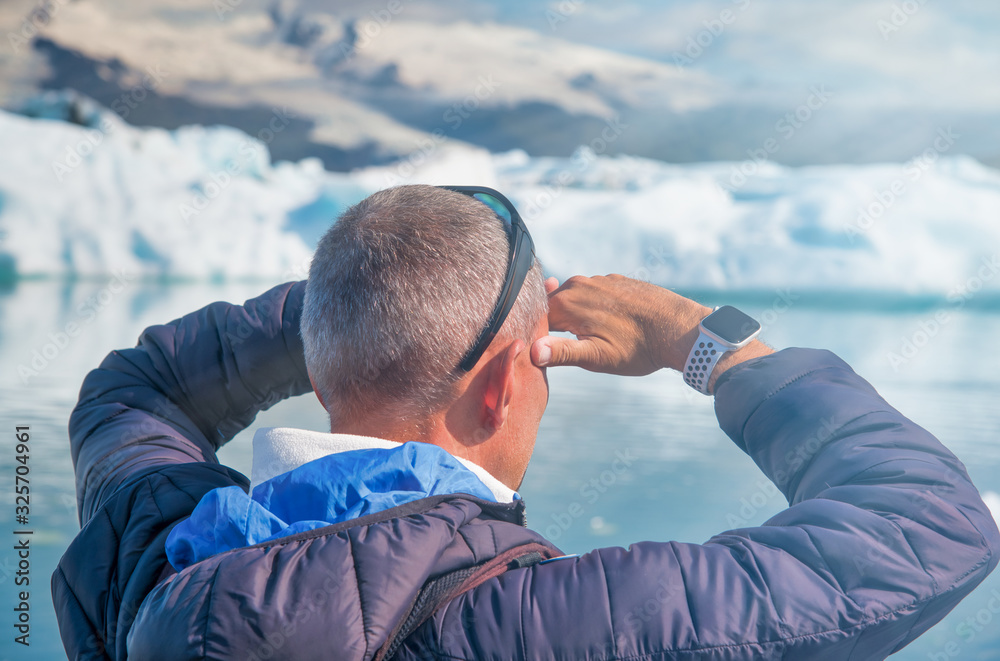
[412,348,1000,660]
[68,280,312,525]
[54,281,314,660]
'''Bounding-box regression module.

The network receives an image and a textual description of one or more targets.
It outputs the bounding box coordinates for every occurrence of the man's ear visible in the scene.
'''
[483,340,524,431]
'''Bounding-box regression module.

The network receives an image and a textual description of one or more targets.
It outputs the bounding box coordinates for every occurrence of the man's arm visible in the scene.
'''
[69,280,312,523]
[55,282,314,660]
[410,275,1000,660]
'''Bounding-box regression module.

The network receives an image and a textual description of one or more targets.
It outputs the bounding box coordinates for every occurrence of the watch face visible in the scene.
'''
[701,306,761,345]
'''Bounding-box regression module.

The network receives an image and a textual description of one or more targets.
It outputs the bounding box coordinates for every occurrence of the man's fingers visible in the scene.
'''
[532,335,605,369]
[544,276,560,294]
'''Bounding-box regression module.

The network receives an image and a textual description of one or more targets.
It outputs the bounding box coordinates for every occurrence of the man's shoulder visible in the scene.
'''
[126,492,557,660]
[54,462,247,660]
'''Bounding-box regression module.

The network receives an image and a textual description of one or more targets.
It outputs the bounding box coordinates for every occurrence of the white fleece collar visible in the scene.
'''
[250,427,517,504]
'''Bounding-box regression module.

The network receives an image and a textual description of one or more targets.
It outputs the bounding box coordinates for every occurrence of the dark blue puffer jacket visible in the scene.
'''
[52,281,1000,660]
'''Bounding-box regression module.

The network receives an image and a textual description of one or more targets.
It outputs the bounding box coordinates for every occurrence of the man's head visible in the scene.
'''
[301,184,549,488]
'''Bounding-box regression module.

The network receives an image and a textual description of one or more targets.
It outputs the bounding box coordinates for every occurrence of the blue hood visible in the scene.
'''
[166,441,502,571]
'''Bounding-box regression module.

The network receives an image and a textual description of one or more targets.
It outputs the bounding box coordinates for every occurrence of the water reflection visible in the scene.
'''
[1,279,998,660]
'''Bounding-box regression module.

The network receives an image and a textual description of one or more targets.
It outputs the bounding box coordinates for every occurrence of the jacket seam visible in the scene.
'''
[53,567,107,658]
[96,405,129,428]
[783,411,887,501]
[200,559,224,661]
[456,528,475,564]
[100,506,125,609]
[893,515,939,593]
[888,596,929,659]
[518,567,528,661]
[80,432,217,513]
[795,527,863,613]
[948,505,994,584]
[347,532,371,660]
[73,357,142,407]
[734,366,824,441]
[838,455,993,590]
[731,538,796,639]
[596,550,619,659]
[669,543,698,648]
[142,475,168,521]
[159,471,216,510]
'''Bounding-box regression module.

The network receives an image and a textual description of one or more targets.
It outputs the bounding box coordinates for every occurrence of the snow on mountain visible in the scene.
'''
[290,13,719,117]
[4,1,1000,170]
[3,97,999,297]
[3,0,724,171]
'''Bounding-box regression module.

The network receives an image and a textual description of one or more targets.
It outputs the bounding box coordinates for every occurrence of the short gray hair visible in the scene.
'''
[301,185,547,425]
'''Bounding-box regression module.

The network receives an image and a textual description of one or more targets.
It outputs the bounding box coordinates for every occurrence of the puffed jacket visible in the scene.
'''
[52,280,1000,660]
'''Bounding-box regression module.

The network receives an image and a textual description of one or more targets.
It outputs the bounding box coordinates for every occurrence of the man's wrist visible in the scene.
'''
[647,295,774,393]
[707,340,774,394]
[648,298,712,373]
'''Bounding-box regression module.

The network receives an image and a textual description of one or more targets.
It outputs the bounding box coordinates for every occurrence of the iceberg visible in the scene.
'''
[2,92,999,296]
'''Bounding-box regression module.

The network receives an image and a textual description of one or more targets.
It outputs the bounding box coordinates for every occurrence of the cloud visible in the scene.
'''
[498,0,1000,112]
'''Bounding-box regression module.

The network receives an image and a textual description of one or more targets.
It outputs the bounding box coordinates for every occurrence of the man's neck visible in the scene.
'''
[332,414,519,491]
[250,427,517,502]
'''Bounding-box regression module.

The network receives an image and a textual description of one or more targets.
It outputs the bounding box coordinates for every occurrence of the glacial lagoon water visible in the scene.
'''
[2,279,999,659]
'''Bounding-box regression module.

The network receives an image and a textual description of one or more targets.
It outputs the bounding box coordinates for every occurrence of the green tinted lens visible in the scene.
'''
[472,193,512,225]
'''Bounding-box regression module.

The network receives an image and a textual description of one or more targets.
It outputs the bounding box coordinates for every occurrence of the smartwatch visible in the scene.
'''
[683,305,761,395]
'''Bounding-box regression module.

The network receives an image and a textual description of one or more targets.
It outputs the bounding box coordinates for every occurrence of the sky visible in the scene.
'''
[2,0,999,165]
[304,0,1000,113]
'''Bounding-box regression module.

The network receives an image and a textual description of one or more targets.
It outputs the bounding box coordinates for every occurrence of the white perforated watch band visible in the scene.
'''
[682,331,729,395]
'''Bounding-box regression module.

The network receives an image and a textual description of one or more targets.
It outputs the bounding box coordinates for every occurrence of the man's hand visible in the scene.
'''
[531,275,773,392]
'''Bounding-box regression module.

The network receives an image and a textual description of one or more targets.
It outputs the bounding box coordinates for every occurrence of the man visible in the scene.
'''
[53,184,998,660]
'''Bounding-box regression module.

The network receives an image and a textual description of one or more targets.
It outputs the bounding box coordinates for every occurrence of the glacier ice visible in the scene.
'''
[2,94,999,295]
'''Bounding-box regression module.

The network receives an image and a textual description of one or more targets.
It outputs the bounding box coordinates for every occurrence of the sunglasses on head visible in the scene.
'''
[438,185,536,372]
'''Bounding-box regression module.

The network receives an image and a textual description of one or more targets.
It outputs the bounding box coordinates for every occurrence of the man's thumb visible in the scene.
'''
[532,336,599,368]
